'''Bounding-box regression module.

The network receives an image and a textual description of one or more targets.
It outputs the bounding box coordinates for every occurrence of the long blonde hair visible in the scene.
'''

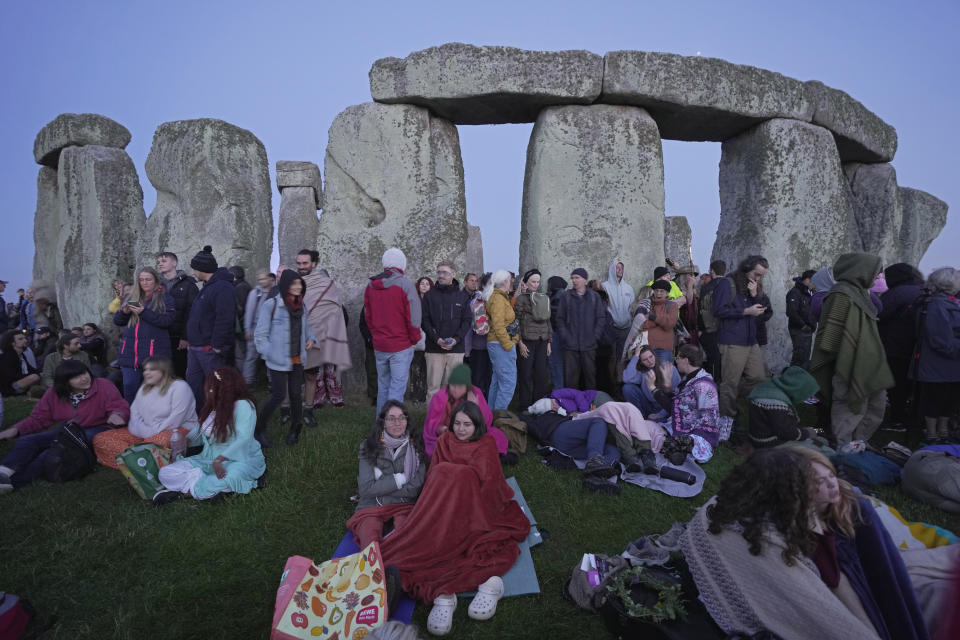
[127,267,167,326]
[790,446,861,538]
[139,356,175,396]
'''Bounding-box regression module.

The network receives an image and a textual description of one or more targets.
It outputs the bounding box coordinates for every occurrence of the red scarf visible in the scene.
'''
[283,292,302,310]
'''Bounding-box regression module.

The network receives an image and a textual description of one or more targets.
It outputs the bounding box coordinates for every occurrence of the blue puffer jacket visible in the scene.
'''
[114,290,176,369]
[186,268,236,351]
[913,294,960,382]
[254,279,317,372]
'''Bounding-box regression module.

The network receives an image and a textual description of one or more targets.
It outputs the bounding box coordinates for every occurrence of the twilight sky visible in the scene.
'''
[0,0,956,292]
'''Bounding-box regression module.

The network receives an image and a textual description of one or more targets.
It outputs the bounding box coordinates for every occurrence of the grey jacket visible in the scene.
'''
[355,442,426,510]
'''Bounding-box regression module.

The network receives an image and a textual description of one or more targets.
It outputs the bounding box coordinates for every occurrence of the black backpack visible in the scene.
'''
[43,421,97,482]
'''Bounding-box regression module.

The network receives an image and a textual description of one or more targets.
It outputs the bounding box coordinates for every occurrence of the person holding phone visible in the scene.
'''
[114,267,176,403]
[712,255,772,420]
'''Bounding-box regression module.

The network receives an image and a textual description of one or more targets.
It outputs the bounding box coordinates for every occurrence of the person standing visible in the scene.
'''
[483,270,519,409]
[785,270,817,369]
[878,263,926,429]
[697,261,728,380]
[241,271,275,386]
[421,261,471,403]
[601,260,635,371]
[229,266,252,372]
[302,260,351,416]
[810,253,893,446]
[157,251,199,379]
[546,276,567,389]
[0,279,8,331]
[184,246,237,410]
[556,268,606,390]
[514,269,552,408]
[643,280,679,364]
[712,255,771,419]
[465,272,493,398]
[364,248,422,414]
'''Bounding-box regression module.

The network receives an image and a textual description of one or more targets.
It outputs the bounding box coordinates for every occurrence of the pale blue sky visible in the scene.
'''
[1,0,955,292]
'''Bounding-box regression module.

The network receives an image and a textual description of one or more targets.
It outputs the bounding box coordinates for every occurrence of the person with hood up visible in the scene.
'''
[254,269,317,446]
[785,270,817,369]
[747,366,820,447]
[364,248,422,414]
[602,260,635,374]
[810,253,894,446]
[878,263,926,429]
[185,246,238,410]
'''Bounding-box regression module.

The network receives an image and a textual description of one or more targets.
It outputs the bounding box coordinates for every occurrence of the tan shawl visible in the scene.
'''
[302,271,352,370]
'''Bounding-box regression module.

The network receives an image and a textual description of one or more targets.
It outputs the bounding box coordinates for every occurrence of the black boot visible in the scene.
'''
[286,423,301,446]
[279,405,291,425]
[640,449,659,475]
[302,406,317,428]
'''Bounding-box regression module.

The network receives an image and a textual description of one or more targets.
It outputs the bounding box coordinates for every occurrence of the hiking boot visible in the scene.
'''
[623,456,645,474]
[302,406,317,428]
[640,450,659,475]
[543,450,577,470]
[279,406,291,425]
[582,475,621,495]
[152,490,181,506]
[583,455,617,479]
[286,424,301,446]
[0,470,13,494]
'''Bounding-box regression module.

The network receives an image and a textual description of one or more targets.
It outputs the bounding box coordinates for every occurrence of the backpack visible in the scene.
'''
[698,277,737,334]
[470,297,490,336]
[43,421,97,483]
[530,292,551,322]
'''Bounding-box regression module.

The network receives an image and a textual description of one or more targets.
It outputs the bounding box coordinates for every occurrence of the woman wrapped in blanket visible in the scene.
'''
[346,400,427,549]
[154,366,264,505]
[380,401,530,636]
[681,446,933,640]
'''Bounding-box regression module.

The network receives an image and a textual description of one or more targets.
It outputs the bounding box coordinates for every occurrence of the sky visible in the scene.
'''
[1,0,956,292]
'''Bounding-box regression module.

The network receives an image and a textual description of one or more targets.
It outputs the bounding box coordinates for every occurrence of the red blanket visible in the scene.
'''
[379,432,530,602]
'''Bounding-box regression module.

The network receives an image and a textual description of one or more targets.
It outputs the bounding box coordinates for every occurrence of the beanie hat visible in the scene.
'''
[547,276,567,293]
[191,245,218,273]
[653,266,670,280]
[382,248,407,272]
[652,280,671,292]
[884,263,921,289]
[570,267,588,280]
[448,363,471,386]
[522,268,541,283]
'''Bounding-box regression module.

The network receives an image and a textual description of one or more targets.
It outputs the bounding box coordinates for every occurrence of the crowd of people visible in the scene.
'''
[0,244,958,638]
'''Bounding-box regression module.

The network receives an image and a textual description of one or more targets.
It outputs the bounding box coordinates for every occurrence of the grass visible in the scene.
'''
[1,392,955,639]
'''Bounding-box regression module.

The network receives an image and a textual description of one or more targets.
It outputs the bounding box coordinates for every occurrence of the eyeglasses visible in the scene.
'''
[437,269,452,276]
[384,415,408,424]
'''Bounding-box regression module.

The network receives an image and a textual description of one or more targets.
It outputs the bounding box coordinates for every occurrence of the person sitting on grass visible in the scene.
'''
[153,366,264,505]
[92,356,198,468]
[0,359,128,493]
[747,366,820,448]
[40,333,91,390]
[346,400,427,549]
[681,447,929,640]
[621,345,680,420]
[422,363,511,461]
[379,401,530,636]
[0,329,41,397]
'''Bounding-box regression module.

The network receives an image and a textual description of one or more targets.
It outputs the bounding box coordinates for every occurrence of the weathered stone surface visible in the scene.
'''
[32,167,60,284]
[844,162,902,264]
[713,119,860,371]
[142,119,272,273]
[520,105,665,289]
[465,224,484,274]
[806,81,897,163]
[55,146,146,328]
[898,187,948,267]
[370,43,603,125]
[664,216,693,269]
[319,103,467,386]
[34,113,131,167]
[277,187,320,268]
[601,51,813,142]
[276,160,322,207]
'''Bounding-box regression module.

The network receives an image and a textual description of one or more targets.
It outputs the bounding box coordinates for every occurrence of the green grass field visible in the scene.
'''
[1,393,954,639]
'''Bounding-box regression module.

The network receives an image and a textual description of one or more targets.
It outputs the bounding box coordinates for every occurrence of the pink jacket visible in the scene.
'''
[423,385,507,456]
[574,401,666,453]
[14,378,130,436]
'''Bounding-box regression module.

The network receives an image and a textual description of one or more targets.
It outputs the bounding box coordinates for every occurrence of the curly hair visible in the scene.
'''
[791,447,862,538]
[199,366,255,443]
[707,448,815,565]
[362,400,427,466]
[732,255,769,297]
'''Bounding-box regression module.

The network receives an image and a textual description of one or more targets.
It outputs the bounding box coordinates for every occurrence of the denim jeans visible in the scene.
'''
[242,340,260,385]
[3,424,109,488]
[549,333,564,389]
[374,347,415,415]
[549,417,620,464]
[487,341,517,410]
[622,383,663,419]
[121,366,143,404]
[653,348,673,364]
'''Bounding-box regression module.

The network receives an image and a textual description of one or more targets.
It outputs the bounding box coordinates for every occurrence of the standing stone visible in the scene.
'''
[843,163,902,264]
[520,105,665,289]
[898,187,948,267]
[465,224,484,274]
[34,113,131,167]
[33,167,60,284]
[142,119,272,272]
[664,216,693,269]
[713,119,860,371]
[319,102,467,387]
[56,145,146,328]
[370,43,603,125]
[276,161,322,267]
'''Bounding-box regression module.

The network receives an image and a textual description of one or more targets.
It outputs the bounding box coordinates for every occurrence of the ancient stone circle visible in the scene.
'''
[31,42,948,375]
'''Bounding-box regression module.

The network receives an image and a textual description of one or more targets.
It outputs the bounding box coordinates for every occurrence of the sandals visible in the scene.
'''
[427,593,457,636]
[468,575,504,620]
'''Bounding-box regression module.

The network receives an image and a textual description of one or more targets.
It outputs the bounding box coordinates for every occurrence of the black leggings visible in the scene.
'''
[258,365,304,432]
[921,381,960,418]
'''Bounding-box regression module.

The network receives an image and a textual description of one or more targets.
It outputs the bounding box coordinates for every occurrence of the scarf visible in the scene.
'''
[680,498,881,640]
[382,431,419,480]
[69,390,88,409]
[284,294,303,358]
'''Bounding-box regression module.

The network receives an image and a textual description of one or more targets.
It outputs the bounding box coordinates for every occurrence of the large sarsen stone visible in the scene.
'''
[33,167,60,284]
[898,187,948,268]
[370,43,603,124]
[34,113,131,167]
[520,105,665,289]
[664,216,693,269]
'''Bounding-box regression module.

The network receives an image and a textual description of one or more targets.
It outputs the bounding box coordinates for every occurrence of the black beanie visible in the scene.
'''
[191,245,218,273]
[653,266,670,280]
[884,263,922,289]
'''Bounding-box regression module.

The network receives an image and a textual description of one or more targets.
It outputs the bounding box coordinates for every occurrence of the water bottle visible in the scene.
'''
[169,430,186,461]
